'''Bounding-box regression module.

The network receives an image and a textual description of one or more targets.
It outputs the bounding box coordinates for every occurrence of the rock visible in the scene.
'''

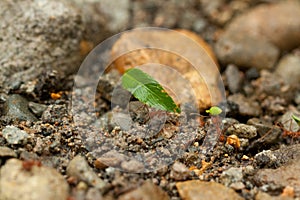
[0,0,83,89]
[170,161,191,181]
[3,94,38,122]
[97,69,123,102]
[216,33,279,70]
[70,0,130,45]
[66,155,106,190]
[95,150,127,168]
[0,146,17,158]
[86,188,103,200]
[247,118,274,137]
[121,159,145,173]
[254,145,300,168]
[255,149,280,168]
[216,1,300,69]
[131,1,207,32]
[246,123,282,152]
[118,181,170,200]
[28,102,48,117]
[0,158,69,200]
[254,159,300,196]
[201,0,251,26]
[176,180,244,200]
[252,70,294,102]
[109,28,223,110]
[227,124,257,139]
[225,64,243,93]
[41,104,68,124]
[230,182,245,191]
[243,165,255,176]
[2,125,29,145]
[279,110,300,133]
[271,144,300,167]
[228,94,262,117]
[255,191,293,200]
[275,52,300,86]
[220,167,243,187]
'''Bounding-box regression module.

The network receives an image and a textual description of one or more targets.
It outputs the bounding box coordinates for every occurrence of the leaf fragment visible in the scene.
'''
[122,68,181,113]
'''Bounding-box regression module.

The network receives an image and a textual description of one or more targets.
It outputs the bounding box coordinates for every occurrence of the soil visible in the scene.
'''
[1,0,300,200]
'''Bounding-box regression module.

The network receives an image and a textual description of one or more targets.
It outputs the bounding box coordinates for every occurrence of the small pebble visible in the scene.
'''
[220,167,243,187]
[170,161,191,181]
[225,64,243,93]
[121,159,145,173]
[2,125,29,145]
[228,94,262,117]
[28,102,48,117]
[3,94,38,122]
[254,150,277,168]
[227,123,257,139]
[67,156,106,190]
[0,146,17,158]
[275,52,300,86]
[230,182,245,191]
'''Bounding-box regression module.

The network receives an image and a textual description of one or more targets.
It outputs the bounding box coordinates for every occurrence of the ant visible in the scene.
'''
[280,116,300,142]
[22,160,42,171]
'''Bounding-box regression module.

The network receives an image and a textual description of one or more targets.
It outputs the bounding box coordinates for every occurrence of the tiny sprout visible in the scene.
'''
[206,106,222,116]
[292,114,300,126]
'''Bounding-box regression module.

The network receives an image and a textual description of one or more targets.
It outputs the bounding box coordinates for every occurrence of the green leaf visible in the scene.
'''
[206,106,222,116]
[122,68,181,113]
[292,114,300,126]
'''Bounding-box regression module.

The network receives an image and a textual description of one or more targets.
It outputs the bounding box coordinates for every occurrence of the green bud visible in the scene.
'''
[206,106,222,116]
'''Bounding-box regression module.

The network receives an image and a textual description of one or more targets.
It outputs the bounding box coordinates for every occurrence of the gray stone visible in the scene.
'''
[254,150,277,168]
[67,155,106,190]
[121,159,145,173]
[2,125,29,145]
[275,52,300,86]
[0,0,83,89]
[41,104,68,124]
[28,102,48,117]
[216,1,300,70]
[247,118,273,137]
[225,64,243,93]
[0,146,17,158]
[70,0,130,44]
[227,123,257,139]
[246,125,282,153]
[220,167,243,187]
[216,35,279,70]
[228,94,262,117]
[170,161,191,181]
[0,158,69,200]
[272,144,300,167]
[3,94,38,122]
[254,159,300,196]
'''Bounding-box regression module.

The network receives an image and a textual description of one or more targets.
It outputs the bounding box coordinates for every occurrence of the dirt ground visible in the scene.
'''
[1,0,300,200]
